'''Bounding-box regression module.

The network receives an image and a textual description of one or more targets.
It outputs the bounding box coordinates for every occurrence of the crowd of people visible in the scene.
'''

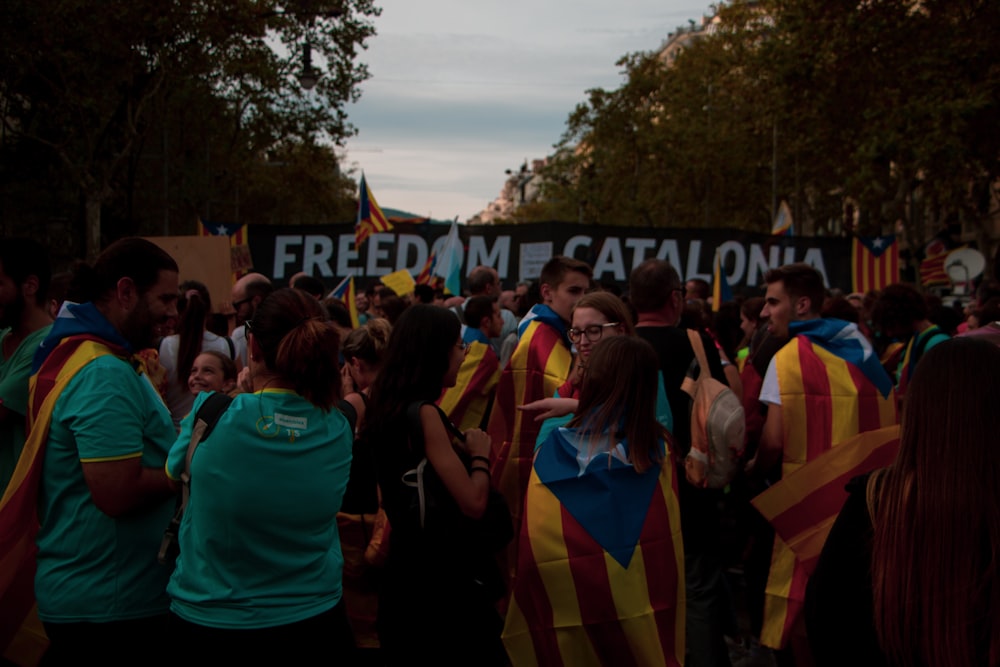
[0,236,998,666]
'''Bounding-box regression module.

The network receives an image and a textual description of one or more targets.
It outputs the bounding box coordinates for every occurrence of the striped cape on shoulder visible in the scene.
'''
[488,308,573,585]
[437,328,500,432]
[503,427,685,667]
[0,336,121,660]
[759,327,897,649]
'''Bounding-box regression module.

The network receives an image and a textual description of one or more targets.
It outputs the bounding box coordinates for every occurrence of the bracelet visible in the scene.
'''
[470,455,490,466]
[470,466,491,481]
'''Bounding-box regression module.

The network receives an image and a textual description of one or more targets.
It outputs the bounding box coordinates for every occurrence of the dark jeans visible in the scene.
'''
[167,600,355,665]
[40,614,170,667]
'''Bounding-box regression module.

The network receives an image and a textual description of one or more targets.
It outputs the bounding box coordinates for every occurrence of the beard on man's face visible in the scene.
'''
[119,298,162,350]
[0,293,25,330]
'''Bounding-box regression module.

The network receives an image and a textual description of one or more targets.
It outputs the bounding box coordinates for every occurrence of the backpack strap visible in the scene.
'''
[402,401,467,530]
[158,391,232,564]
[224,335,235,360]
[181,392,233,502]
[686,329,711,381]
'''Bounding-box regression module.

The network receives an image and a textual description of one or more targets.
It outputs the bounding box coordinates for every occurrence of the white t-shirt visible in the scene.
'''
[231,324,248,369]
[159,331,235,429]
[759,356,782,406]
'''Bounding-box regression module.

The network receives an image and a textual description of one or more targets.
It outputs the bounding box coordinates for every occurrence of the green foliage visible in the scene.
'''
[0,0,379,256]
[542,0,1000,263]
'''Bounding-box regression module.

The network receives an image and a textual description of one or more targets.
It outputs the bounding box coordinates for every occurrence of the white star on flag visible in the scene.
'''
[215,225,229,235]
[872,237,884,249]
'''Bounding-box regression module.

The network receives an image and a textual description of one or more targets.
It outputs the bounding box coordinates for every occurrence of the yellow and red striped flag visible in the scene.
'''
[437,329,501,432]
[415,249,441,288]
[756,330,897,649]
[487,305,574,589]
[0,337,121,662]
[503,430,685,666]
[355,173,392,247]
[329,276,360,329]
[851,235,899,294]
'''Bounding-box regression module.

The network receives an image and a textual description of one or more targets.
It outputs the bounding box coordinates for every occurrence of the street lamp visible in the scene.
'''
[298,41,319,90]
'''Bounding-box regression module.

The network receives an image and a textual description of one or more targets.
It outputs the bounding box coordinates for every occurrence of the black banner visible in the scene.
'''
[248,222,852,293]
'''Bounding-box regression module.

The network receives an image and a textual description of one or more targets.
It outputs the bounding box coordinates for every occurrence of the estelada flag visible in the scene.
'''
[437,328,501,432]
[355,173,392,247]
[198,219,247,246]
[852,235,899,294]
[415,249,441,288]
[503,429,685,666]
[0,337,119,661]
[752,424,900,575]
[328,276,359,329]
[487,305,573,588]
[756,332,897,649]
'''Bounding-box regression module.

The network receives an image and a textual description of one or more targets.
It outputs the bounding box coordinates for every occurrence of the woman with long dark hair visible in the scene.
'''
[159,280,234,428]
[165,288,354,663]
[806,337,1000,666]
[364,304,509,666]
[503,336,685,665]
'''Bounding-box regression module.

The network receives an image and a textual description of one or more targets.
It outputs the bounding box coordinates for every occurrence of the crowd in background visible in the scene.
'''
[0,237,998,666]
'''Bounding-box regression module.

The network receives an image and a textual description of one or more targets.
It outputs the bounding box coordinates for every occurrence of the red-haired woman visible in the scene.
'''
[165,288,355,662]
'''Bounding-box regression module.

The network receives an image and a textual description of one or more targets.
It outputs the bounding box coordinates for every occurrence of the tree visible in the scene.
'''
[0,0,379,258]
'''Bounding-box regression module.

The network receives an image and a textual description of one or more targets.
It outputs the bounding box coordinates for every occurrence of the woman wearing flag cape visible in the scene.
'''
[503,336,686,667]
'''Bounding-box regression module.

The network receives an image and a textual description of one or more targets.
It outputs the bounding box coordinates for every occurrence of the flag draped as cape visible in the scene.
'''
[502,428,685,666]
[0,335,122,661]
[488,305,573,585]
[437,327,500,432]
[758,327,896,648]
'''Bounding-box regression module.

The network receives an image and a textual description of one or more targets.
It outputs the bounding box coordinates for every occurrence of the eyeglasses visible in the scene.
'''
[456,341,468,352]
[567,322,620,343]
[233,297,253,310]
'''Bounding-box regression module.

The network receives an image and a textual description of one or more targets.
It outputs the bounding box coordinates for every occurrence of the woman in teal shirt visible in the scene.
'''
[166,288,354,662]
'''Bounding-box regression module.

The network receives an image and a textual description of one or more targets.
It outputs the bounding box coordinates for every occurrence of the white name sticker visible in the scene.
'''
[274,413,308,430]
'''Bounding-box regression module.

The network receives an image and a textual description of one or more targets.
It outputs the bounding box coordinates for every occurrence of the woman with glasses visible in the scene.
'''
[560,292,635,398]
[521,292,671,442]
[165,288,355,663]
[363,304,511,666]
[503,336,686,665]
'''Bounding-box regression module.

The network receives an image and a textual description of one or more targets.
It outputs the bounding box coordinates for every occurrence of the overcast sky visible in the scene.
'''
[340,0,713,222]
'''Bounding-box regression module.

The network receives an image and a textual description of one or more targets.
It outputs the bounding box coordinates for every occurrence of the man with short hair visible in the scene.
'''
[230,272,273,367]
[870,283,950,402]
[450,265,518,353]
[3,238,181,663]
[437,295,503,432]
[0,239,53,496]
[629,258,732,667]
[488,255,591,582]
[749,263,896,654]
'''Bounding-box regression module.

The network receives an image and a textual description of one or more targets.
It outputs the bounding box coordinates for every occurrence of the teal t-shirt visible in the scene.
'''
[536,372,674,450]
[166,389,353,629]
[35,353,177,623]
[0,325,50,495]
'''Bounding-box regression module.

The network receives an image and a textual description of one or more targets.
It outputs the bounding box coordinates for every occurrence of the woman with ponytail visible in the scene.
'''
[159,280,235,429]
[165,288,355,662]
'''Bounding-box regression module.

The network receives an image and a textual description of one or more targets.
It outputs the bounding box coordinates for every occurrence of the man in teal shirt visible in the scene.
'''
[30,238,180,664]
[0,239,53,496]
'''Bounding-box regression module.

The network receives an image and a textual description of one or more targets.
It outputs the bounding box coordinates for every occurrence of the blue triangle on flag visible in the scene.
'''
[535,428,662,568]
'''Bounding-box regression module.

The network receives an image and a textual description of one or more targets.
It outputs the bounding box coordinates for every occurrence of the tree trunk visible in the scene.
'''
[85,192,102,261]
